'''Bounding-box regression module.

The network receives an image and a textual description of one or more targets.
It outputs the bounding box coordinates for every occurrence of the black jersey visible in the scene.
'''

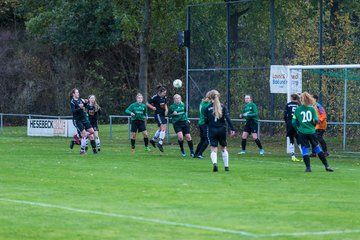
[204,103,235,131]
[284,101,299,123]
[70,98,87,120]
[86,104,101,123]
[148,94,167,115]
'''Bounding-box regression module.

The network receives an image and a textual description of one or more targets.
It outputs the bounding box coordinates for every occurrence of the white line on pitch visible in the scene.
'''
[1,198,360,237]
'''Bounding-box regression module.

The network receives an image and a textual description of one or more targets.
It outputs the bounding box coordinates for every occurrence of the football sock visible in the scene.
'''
[254,138,263,149]
[158,130,166,145]
[187,140,194,152]
[222,150,229,167]
[241,139,246,150]
[95,137,101,149]
[198,138,209,155]
[210,151,217,165]
[152,130,160,141]
[131,139,135,149]
[90,140,97,150]
[195,137,206,156]
[81,138,87,151]
[289,143,295,155]
[85,137,89,146]
[178,140,184,151]
[144,137,149,147]
[303,155,311,169]
[318,152,329,168]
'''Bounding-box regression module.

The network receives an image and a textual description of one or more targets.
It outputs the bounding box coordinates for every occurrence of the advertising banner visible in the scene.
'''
[270,65,302,94]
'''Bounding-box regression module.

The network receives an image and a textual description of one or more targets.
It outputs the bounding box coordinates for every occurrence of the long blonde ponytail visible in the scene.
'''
[208,90,222,119]
[300,92,315,107]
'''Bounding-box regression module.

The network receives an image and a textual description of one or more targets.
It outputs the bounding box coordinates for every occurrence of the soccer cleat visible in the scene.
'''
[260,149,265,156]
[157,143,164,152]
[190,151,195,158]
[150,139,156,148]
[291,155,300,162]
[238,150,246,155]
[213,163,218,172]
[305,168,312,172]
[197,155,204,159]
[325,167,334,172]
[225,166,229,171]
[73,134,80,145]
[92,148,97,154]
[131,148,135,154]
[80,150,86,155]
[181,150,186,157]
[310,153,317,158]
[144,147,151,152]
[70,140,75,149]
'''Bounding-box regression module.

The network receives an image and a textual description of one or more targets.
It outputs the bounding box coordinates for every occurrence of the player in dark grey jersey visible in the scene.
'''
[204,90,235,172]
[69,88,97,154]
[146,86,168,152]
[284,94,302,161]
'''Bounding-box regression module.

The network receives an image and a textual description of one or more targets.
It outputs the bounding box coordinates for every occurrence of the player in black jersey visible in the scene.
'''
[284,94,302,161]
[204,90,235,172]
[146,85,168,152]
[69,88,97,154]
[87,95,102,152]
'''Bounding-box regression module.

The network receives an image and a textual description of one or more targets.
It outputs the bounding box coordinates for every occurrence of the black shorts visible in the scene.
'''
[199,124,208,138]
[155,114,166,126]
[73,118,92,133]
[243,120,258,134]
[286,123,297,137]
[131,120,146,133]
[208,126,227,147]
[298,132,319,149]
[173,121,190,134]
[90,121,99,131]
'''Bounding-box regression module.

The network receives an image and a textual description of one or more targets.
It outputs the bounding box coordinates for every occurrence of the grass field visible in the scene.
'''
[1,125,360,240]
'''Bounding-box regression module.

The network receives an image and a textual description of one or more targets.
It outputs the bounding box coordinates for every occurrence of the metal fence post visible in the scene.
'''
[166,117,170,143]
[109,115,113,140]
[128,117,131,140]
[343,69,348,151]
[0,113,3,134]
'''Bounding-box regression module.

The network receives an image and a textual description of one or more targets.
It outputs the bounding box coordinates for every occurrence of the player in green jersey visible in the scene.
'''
[193,91,211,159]
[125,93,150,152]
[238,94,264,155]
[169,94,194,157]
[292,92,333,172]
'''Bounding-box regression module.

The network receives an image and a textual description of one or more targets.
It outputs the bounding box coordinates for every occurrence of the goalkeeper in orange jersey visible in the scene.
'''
[310,95,329,157]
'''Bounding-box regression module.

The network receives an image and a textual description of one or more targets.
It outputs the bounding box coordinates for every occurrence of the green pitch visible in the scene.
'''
[0,125,360,240]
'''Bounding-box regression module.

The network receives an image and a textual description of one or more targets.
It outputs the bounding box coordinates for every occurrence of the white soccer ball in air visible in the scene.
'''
[173,79,183,88]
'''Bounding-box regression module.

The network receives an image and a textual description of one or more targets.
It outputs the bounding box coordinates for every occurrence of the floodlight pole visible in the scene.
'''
[186,6,190,114]
[343,69,348,151]
[318,0,323,103]
[226,2,231,110]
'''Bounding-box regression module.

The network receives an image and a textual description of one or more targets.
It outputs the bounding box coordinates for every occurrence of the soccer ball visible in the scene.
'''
[173,79,182,88]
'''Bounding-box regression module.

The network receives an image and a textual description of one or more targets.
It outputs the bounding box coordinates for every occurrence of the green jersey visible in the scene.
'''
[125,102,148,121]
[242,102,259,123]
[169,102,188,124]
[198,101,211,125]
[292,105,318,134]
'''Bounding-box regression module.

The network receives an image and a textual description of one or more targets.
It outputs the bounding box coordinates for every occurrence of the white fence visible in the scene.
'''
[109,115,360,152]
[0,113,359,152]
